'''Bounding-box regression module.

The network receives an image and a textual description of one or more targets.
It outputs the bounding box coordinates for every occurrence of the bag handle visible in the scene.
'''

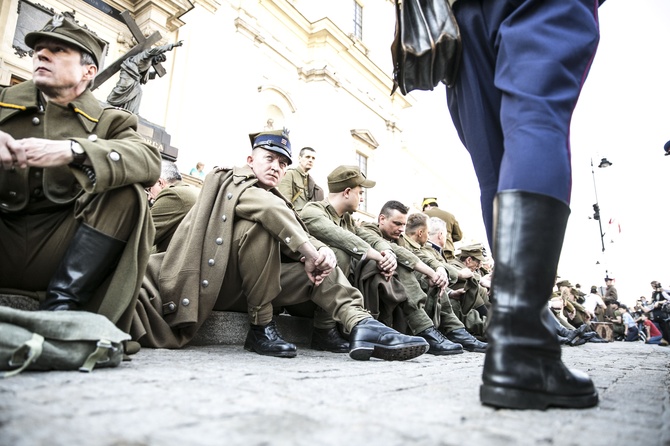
[79,339,118,373]
[1,333,45,378]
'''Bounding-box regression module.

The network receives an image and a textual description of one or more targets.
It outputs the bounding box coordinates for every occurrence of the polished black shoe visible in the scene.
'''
[244,321,297,358]
[446,328,487,353]
[349,318,428,361]
[311,327,350,353]
[418,327,463,355]
[568,336,587,347]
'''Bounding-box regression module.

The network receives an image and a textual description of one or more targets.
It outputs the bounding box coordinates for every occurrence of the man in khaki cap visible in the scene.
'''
[446,243,492,339]
[132,133,429,361]
[300,165,408,352]
[0,14,161,332]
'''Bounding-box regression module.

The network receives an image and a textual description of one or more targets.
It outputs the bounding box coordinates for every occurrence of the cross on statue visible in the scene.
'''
[91,10,164,91]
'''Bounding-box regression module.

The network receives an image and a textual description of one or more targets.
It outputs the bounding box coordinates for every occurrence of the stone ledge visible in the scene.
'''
[190,311,313,347]
[0,295,313,347]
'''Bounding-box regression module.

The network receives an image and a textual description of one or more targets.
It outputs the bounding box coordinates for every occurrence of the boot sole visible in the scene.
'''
[427,348,463,356]
[244,343,297,358]
[349,342,428,361]
[311,344,350,353]
[462,346,487,353]
[480,384,599,410]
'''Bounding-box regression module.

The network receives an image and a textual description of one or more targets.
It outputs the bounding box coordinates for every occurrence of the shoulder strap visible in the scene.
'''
[1,333,44,379]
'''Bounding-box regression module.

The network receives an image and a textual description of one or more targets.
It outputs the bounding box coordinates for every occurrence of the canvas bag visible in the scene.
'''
[0,306,130,378]
[391,0,461,95]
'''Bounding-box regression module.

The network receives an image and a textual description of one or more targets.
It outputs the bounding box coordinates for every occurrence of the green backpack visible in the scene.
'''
[0,306,130,378]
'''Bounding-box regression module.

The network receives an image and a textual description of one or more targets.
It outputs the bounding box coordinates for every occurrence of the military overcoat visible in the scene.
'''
[0,81,161,331]
[132,165,322,348]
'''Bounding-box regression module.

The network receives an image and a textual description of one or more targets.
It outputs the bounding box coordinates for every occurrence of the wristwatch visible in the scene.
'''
[70,140,87,165]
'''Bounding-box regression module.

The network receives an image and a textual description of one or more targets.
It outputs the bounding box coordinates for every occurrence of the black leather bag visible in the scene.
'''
[391,0,461,95]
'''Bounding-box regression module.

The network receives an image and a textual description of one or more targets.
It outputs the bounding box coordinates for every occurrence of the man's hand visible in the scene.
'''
[0,130,20,169]
[2,136,73,169]
[480,273,492,289]
[376,249,397,280]
[429,267,449,296]
[458,267,474,280]
[449,288,466,299]
[301,245,336,286]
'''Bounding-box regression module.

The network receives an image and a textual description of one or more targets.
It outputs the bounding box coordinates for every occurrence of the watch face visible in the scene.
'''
[72,142,85,154]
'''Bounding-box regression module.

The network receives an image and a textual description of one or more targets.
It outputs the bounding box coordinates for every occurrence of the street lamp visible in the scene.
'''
[591,157,612,252]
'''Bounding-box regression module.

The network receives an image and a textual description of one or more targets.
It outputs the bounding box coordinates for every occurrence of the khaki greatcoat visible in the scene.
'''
[0,81,161,331]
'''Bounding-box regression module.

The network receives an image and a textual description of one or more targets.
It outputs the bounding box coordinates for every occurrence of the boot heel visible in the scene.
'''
[349,344,374,361]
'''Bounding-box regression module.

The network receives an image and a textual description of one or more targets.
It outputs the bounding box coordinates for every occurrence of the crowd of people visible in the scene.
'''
[547,277,670,346]
[2,1,622,411]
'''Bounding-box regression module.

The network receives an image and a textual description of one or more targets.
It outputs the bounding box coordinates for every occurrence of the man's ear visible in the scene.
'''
[82,64,97,82]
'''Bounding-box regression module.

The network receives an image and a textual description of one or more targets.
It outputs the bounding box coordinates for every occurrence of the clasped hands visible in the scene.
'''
[0,131,73,170]
[301,246,337,286]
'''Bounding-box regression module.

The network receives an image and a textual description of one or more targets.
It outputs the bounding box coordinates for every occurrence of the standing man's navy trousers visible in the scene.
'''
[447,0,600,243]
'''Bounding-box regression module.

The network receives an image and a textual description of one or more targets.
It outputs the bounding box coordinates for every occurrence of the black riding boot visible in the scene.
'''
[40,224,126,311]
[480,191,598,410]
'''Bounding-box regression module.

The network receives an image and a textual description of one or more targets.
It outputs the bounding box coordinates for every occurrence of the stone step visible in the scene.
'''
[0,294,314,347]
[190,311,314,347]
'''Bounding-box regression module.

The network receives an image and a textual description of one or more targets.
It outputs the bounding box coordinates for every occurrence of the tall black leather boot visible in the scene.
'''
[40,224,126,311]
[480,191,598,410]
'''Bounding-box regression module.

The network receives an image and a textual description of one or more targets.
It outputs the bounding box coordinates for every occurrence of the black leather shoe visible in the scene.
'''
[349,318,428,361]
[244,321,297,358]
[446,328,487,353]
[568,336,587,347]
[311,327,350,353]
[418,327,463,355]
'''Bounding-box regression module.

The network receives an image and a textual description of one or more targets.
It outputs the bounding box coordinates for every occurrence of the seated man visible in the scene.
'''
[131,130,428,361]
[409,215,487,352]
[446,243,492,339]
[605,301,625,340]
[0,15,161,332]
[421,197,463,260]
[638,314,665,345]
[301,168,461,355]
[555,279,589,328]
[147,160,199,252]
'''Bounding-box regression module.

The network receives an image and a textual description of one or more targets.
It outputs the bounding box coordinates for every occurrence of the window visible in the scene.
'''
[353,1,363,40]
[356,151,369,212]
[13,0,54,58]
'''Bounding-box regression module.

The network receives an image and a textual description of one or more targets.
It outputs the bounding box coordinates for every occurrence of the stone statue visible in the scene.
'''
[107,41,183,114]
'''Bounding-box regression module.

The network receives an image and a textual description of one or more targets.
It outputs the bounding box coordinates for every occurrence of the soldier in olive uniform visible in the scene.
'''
[147,160,199,253]
[446,244,492,339]
[422,197,463,260]
[0,15,161,332]
[405,213,487,352]
[132,131,429,361]
[301,167,462,355]
[278,146,323,211]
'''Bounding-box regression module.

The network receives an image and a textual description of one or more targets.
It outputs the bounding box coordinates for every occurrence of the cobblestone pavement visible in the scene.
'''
[1,341,668,446]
